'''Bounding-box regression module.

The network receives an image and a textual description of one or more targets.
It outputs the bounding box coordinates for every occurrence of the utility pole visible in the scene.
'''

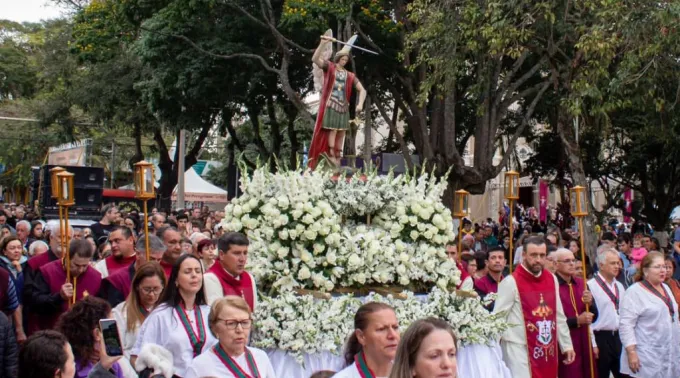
[176,129,186,209]
[110,141,116,188]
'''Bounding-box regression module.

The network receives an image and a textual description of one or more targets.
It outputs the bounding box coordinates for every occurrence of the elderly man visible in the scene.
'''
[587,248,626,378]
[494,235,575,378]
[553,248,598,378]
[99,234,166,307]
[150,213,166,231]
[15,220,33,252]
[27,241,48,257]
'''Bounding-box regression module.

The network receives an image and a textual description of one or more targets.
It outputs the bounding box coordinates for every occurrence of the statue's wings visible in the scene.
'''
[313,29,333,92]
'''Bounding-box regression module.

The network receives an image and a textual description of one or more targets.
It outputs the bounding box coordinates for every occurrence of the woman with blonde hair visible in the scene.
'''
[184,296,275,378]
[334,302,400,378]
[619,251,680,377]
[389,318,457,378]
[112,262,166,358]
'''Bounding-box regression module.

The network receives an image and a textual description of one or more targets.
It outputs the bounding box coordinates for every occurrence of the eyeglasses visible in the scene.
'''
[139,287,164,295]
[650,265,668,270]
[218,318,252,330]
[558,259,576,264]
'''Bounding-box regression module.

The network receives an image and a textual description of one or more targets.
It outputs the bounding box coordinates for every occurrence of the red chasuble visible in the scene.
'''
[307,61,355,170]
[456,261,470,289]
[160,260,173,279]
[207,263,255,311]
[104,254,137,277]
[39,259,102,329]
[474,273,503,296]
[558,277,597,378]
[27,249,58,271]
[514,266,559,378]
[106,263,135,301]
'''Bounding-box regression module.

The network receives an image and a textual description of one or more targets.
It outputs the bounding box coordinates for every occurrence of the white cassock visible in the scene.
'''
[492,267,573,378]
[184,346,276,378]
[333,363,388,378]
[131,304,217,377]
[203,270,259,306]
[619,282,680,378]
[112,301,141,359]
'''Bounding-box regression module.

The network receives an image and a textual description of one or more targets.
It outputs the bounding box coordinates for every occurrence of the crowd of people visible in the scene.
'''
[0,199,675,377]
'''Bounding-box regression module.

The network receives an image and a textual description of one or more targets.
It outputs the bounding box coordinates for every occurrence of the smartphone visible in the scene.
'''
[99,319,124,357]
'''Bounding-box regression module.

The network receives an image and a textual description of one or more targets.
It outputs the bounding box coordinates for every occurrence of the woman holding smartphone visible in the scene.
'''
[112,262,166,358]
[131,254,216,377]
[185,296,275,378]
[56,296,133,378]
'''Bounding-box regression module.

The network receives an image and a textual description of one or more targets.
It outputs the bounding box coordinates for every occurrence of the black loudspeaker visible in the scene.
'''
[380,153,421,174]
[31,165,105,212]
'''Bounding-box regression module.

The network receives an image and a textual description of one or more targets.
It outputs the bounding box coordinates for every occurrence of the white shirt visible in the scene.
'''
[112,301,142,359]
[587,273,625,331]
[131,304,217,377]
[95,258,109,278]
[204,269,259,307]
[184,346,275,378]
[619,282,680,377]
[333,363,388,378]
[460,276,474,291]
[492,265,573,352]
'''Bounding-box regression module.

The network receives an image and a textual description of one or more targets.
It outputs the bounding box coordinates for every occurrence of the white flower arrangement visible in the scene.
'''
[223,165,509,362]
[252,288,510,364]
[223,166,460,292]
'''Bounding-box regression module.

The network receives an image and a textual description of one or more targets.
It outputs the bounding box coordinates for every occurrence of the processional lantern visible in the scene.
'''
[134,161,156,200]
[56,171,75,207]
[504,170,520,200]
[50,166,65,199]
[570,186,588,217]
[453,189,470,218]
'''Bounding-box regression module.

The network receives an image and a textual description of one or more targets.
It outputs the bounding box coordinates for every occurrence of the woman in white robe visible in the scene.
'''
[112,262,166,359]
[185,296,275,378]
[131,255,216,377]
[619,252,680,378]
[333,302,400,378]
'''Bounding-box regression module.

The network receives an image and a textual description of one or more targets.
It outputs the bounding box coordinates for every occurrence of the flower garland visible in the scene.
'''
[251,289,510,364]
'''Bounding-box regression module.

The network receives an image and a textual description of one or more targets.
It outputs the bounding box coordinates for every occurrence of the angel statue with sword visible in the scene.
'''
[308,30,369,169]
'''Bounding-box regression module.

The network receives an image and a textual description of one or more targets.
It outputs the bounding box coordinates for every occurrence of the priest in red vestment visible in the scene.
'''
[474,247,507,310]
[94,226,137,278]
[493,236,575,378]
[26,239,102,331]
[22,221,72,335]
[204,232,257,310]
[155,226,182,278]
[99,234,166,307]
[554,248,599,378]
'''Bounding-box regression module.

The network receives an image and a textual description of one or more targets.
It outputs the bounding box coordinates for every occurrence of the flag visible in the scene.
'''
[539,180,548,222]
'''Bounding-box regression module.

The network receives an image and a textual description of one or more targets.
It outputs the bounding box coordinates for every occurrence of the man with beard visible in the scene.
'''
[474,247,507,310]
[553,248,598,378]
[587,248,627,378]
[204,232,258,310]
[94,226,136,278]
[494,235,575,378]
[99,234,166,307]
[27,240,101,331]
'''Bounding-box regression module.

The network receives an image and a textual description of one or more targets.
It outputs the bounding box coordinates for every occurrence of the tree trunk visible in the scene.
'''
[556,111,598,264]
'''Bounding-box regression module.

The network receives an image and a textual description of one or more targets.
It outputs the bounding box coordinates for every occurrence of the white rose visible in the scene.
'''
[302,214,315,224]
[278,215,289,226]
[279,230,289,240]
[232,205,243,218]
[437,278,449,289]
[300,250,313,263]
[354,273,367,284]
[297,266,311,280]
[313,243,325,255]
[291,209,303,220]
[287,229,297,240]
[399,252,409,263]
[348,254,362,267]
[277,196,290,209]
[303,230,317,240]
[396,264,407,275]
[410,230,420,240]
[324,280,334,291]
[248,198,258,208]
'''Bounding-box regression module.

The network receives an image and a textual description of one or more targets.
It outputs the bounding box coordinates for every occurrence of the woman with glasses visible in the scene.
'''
[619,251,680,377]
[185,296,275,378]
[112,262,166,358]
[131,254,217,377]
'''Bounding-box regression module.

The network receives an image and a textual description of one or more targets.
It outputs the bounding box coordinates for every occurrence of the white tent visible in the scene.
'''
[172,167,228,203]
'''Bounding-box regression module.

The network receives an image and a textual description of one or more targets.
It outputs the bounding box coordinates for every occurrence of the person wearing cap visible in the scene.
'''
[204,232,257,310]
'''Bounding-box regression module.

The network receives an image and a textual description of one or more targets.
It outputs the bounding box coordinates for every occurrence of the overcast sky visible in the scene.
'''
[1,0,65,23]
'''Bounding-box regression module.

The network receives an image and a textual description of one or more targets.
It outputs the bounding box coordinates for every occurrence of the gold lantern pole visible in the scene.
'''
[50,167,65,267]
[57,171,75,305]
[504,171,520,273]
[134,161,156,261]
[570,185,595,378]
[453,189,470,263]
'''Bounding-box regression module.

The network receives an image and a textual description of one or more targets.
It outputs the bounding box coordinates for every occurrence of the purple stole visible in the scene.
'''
[39,259,102,330]
[106,264,135,300]
[207,264,255,311]
[558,276,597,378]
